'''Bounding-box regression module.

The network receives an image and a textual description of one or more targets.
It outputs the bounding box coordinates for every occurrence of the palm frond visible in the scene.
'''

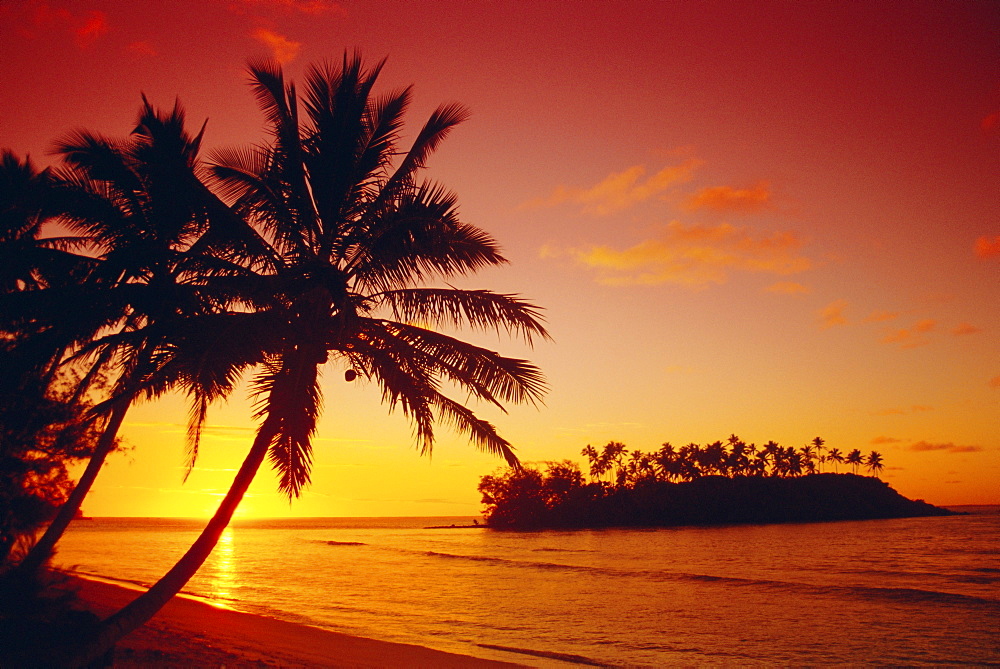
[353,319,547,408]
[352,181,507,287]
[250,346,323,498]
[430,393,520,467]
[372,288,550,344]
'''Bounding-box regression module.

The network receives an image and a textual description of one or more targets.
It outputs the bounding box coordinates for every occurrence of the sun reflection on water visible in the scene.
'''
[207,527,237,602]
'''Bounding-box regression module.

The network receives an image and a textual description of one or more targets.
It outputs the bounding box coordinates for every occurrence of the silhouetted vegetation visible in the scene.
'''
[0,340,104,567]
[479,437,950,529]
[2,52,547,665]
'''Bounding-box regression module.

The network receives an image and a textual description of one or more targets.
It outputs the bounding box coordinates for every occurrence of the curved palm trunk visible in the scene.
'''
[16,398,130,576]
[65,421,276,668]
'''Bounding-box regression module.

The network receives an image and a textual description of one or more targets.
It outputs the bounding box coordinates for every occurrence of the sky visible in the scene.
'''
[1,0,998,516]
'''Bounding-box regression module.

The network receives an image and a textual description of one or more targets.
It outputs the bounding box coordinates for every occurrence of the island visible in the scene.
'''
[478,438,954,530]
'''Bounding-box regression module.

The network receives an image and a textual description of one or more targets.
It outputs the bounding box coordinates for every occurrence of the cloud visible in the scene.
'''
[569,220,810,287]
[871,436,903,445]
[683,181,772,214]
[21,4,108,47]
[951,323,981,336]
[865,310,900,323]
[817,299,849,329]
[909,441,982,453]
[523,160,702,215]
[975,235,1000,259]
[765,281,809,295]
[881,319,936,348]
[252,28,301,63]
[73,10,107,48]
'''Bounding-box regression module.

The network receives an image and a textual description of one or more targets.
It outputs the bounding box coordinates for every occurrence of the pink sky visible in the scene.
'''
[2,0,997,515]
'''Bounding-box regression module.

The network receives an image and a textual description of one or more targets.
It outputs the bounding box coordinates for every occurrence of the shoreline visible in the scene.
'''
[67,574,526,668]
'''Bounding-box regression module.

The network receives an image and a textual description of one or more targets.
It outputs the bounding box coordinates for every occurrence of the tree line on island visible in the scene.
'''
[1,53,547,666]
[578,436,883,484]
[479,437,946,530]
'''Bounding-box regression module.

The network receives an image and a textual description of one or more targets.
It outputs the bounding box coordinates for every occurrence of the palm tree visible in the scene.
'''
[67,54,548,664]
[759,440,781,476]
[826,447,844,473]
[653,442,679,481]
[13,98,258,576]
[600,441,628,485]
[846,448,864,475]
[865,451,884,478]
[811,436,825,473]
[799,443,816,474]
[581,444,602,483]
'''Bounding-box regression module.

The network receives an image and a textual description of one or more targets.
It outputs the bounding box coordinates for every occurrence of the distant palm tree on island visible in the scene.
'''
[866,451,884,478]
[826,447,844,473]
[1,53,548,665]
[846,448,864,474]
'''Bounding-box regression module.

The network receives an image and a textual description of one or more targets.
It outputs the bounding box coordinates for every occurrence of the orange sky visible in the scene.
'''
[2,0,998,515]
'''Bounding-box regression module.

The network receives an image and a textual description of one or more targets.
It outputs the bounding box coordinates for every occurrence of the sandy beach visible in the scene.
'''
[69,576,524,668]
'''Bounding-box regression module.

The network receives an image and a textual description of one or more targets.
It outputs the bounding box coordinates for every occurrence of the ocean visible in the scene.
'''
[53,508,999,667]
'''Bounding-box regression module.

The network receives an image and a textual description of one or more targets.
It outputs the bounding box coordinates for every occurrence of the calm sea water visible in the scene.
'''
[53,508,999,667]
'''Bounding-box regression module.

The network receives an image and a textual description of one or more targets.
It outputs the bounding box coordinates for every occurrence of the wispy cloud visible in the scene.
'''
[880,318,936,348]
[765,281,810,295]
[73,10,107,48]
[252,28,301,63]
[871,436,903,445]
[683,181,772,214]
[865,310,900,323]
[522,160,702,215]
[975,235,1000,259]
[21,4,108,48]
[817,299,849,329]
[909,441,982,453]
[951,323,982,336]
[568,221,810,287]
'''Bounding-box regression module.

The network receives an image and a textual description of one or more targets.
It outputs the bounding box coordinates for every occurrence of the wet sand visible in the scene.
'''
[71,576,524,668]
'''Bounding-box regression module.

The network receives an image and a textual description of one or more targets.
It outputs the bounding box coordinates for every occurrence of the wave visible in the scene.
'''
[477,643,610,667]
[531,547,595,553]
[418,551,1000,610]
[325,540,366,546]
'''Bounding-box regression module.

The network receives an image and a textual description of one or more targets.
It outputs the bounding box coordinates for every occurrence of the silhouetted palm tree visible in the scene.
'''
[1,151,80,294]
[653,442,680,481]
[68,54,548,665]
[866,451,884,478]
[799,443,816,474]
[13,100,257,576]
[846,448,864,474]
[581,444,601,482]
[811,436,825,473]
[826,447,844,473]
[759,440,781,476]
